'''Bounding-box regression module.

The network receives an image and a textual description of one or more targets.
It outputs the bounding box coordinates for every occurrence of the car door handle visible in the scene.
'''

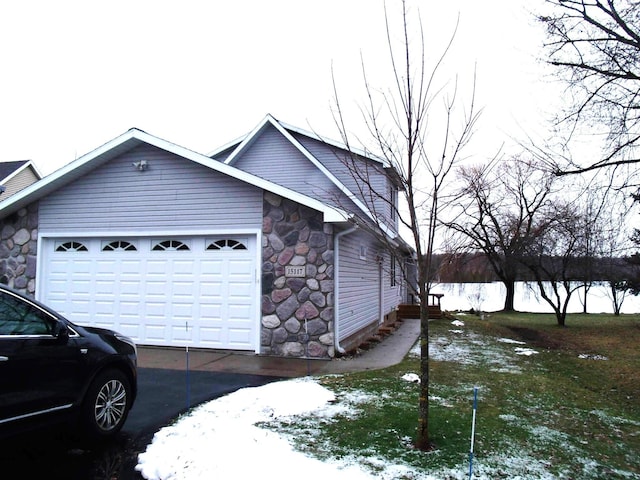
[0,356,8,362]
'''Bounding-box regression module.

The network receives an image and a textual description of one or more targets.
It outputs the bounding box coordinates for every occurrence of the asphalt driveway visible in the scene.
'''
[1,367,283,480]
[125,367,283,439]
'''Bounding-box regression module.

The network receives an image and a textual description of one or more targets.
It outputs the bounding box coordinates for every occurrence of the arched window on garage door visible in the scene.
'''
[151,240,190,251]
[102,240,137,251]
[55,241,88,252]
[206,239,248,251]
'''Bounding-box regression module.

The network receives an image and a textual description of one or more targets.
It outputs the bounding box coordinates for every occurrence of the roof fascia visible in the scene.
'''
[206,135,246,159]
[278,119,390,167]
[27,161,43,180]
[222,114,275,166]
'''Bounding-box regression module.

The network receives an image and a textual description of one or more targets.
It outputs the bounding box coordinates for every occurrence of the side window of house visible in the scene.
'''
[390,186,398,223]
[391,256,397,287]
[0,292,53,336]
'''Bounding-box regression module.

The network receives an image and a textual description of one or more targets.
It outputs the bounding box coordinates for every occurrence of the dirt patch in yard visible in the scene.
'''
[506,326,565,350]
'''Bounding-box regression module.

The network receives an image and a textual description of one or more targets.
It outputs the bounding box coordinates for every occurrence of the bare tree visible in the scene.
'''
[573,181,635,313]
[446,156,556,311]
[537,0,640,177]
[519,198,593,326]
[331,0,479,450]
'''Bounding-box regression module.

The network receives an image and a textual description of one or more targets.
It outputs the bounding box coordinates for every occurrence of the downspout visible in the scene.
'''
[333,225,359,355]
[378,256,384,325]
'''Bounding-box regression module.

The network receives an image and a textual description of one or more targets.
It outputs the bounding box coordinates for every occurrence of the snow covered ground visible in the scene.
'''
[135,319,635,480]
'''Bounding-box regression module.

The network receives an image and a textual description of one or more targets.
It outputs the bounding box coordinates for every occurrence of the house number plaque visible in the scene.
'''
[285,265,305,277]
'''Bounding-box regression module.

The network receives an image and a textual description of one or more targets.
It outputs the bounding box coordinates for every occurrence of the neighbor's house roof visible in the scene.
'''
[0,160,42,200]
[0,128,350,223]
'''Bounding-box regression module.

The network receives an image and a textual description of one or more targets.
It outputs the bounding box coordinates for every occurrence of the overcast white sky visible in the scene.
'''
[0,0,552,176]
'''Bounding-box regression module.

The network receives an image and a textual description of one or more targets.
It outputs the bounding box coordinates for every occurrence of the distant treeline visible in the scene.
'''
[432,253,632,283]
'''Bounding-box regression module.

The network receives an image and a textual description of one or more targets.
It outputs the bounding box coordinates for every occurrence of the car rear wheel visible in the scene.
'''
[81,369,132,439]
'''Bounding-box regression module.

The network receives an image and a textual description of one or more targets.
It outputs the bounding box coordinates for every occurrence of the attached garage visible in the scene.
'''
[39,235,259,351]
[0,121,410,359]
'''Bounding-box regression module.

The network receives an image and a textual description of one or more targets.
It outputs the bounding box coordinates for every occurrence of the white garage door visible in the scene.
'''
[40,236,257,350]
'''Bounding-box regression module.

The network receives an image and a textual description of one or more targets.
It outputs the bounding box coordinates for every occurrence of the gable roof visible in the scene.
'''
[211,114,397,238]
[0,128,350,223]
[209,115,388,168]
[0,160,42,184]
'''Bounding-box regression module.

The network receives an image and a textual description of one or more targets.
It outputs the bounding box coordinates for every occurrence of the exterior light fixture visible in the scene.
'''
[132,160,148,171]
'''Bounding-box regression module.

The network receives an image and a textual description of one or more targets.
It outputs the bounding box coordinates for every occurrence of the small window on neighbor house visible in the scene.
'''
[152,240,190,251]
[102,240,137,252]
[55,241,88,252]
[359,245,367,260]
[206,239,248,250]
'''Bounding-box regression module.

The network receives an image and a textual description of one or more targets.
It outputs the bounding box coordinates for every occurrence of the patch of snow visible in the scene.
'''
[428,332,529,373]
[449,329,464,334]
[499,414,519,422]
[498,338,527,345]
[514,347,539,356]
[578,354,609,361]
[429,336,476,365]
[430,395,454,408]
[136,379,393,479]
[589,409,640,428]
[451,320,465,327]
[402,373,420,383]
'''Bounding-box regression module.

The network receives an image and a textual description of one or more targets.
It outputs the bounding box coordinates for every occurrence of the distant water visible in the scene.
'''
[433,282,640,314]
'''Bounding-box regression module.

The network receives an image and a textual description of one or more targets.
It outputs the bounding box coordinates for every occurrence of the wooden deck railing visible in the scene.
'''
[397,293,444,320]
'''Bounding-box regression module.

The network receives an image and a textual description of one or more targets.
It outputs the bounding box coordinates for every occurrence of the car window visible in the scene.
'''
[0,291,54,336]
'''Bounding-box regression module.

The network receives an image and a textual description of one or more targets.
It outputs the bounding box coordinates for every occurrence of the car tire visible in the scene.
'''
[81,369,132,439]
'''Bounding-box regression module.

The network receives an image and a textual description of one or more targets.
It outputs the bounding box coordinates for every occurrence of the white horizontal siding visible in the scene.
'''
[382,251,403,313]
[39,144,263,233]
[294,133,394,227]
[234,125,341,201]
[337,230,380,340]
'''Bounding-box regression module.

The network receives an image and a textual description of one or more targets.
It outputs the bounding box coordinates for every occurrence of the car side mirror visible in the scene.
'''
[53,321,70,342]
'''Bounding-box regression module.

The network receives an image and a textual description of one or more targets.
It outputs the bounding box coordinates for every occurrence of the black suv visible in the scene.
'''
[0,285,137,440]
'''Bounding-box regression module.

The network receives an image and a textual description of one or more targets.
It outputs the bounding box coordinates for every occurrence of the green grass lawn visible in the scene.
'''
[268,312,640,479]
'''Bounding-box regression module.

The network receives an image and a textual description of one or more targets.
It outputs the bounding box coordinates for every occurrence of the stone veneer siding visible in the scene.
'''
[0,203,38,297]
[261,192,335,358]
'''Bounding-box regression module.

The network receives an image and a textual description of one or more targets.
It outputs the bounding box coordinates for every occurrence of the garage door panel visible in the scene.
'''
[145,281,169,296]
[171,325,192,342]
[41,236,257,350]
[65,303,92,325]
[145,301,168,317]
[119,300,142,315]
[228,329,252,345]
[144,329,167,343]
[228,303,252,316]
[198,328,223,346]
[172,284,196,297]
[117,324,142,339]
